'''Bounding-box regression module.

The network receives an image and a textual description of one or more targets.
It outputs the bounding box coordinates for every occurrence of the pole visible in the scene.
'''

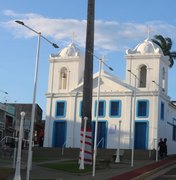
[92,56,103,176]
[131,76,137,167]
[81,0,95,165]
[115,120,122,163]
[13,112,25,180]
[152,81,159,162]
[13,137,17,168]
[79,117,88,170]
[26,32,41,180]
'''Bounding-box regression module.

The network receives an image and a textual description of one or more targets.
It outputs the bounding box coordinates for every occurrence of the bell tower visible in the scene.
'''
[47,42,84,94]
[125,38,170,94]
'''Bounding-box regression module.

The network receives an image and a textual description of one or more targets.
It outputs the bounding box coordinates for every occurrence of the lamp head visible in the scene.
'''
[109,67,114,71]
[127,69,131,72]
[15,20,24,26]
[52,43,59,48]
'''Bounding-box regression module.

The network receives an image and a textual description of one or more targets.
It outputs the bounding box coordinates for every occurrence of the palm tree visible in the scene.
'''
[79,0,95,165]
[82,0,95,132]
[152,35,176,67]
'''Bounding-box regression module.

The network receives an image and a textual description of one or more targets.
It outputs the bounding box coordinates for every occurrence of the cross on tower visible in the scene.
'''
[146,26,153,40]
[72,32,77,43]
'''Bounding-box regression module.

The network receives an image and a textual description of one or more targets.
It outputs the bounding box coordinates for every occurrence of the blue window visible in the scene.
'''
[160,102,164,120]
[95,100,106,117]
[137,100,149,118]
[109,100,121,117]
[173,119,176,141]
[55,101,66,117]
[79,101,82,117]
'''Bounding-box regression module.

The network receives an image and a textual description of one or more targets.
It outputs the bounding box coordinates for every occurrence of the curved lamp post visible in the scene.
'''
[0,90,8,94]
[127,70,140,167]
[15,20,59,180]
[91,54,113,177]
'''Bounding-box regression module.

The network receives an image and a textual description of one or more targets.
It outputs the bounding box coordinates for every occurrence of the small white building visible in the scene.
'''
[44,38,176,155]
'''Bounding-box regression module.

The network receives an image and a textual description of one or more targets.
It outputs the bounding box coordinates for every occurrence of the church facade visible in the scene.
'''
[44,38,176,155]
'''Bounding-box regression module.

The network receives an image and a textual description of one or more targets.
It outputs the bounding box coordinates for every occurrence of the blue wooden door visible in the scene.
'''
[92,121,107,148]
[53,121,66,147]
[134,122,148,149]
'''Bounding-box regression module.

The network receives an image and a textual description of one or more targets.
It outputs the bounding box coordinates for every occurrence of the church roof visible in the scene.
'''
[50,42,83,58]
[126,38,163,55]
[58,42,83,58]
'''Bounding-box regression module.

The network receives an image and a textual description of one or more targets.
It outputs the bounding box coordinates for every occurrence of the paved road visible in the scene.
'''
[145,163,176,180]
[2,155,176,180]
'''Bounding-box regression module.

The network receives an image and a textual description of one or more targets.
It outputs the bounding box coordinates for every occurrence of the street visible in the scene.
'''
[145,163,176,180]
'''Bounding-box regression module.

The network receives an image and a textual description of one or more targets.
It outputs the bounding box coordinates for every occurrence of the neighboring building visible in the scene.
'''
[9,103,43,141]
[0,103,16,139]
[44,38,176,155]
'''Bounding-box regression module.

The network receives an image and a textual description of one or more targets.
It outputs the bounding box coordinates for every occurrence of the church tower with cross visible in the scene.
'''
[126,37,169,93]
[125,35,172,151]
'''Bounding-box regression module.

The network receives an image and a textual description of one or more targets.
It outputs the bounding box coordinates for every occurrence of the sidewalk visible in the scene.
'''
[4,155,176,180]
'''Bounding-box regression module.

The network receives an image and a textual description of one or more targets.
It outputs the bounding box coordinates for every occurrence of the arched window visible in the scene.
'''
[59,67,67,89]
[139,65,147,88]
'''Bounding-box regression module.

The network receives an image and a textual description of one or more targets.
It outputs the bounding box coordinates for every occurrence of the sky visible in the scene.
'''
[1,0,176,118]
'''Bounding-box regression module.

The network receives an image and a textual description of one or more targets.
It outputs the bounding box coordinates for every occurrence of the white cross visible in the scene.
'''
[72,32,77,43]
[146,26,153,39]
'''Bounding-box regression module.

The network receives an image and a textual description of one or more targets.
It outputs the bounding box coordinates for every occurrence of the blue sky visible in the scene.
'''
[1,0,176,118]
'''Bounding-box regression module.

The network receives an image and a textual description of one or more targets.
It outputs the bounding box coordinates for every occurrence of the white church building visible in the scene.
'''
[44,37,176,155]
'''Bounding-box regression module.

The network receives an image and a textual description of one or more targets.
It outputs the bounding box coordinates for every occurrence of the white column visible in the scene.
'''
[115,120,122,163]
[79,117,88,170]
[13,112,25,180]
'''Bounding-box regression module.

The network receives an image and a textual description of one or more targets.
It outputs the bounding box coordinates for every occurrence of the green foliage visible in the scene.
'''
[152,35,176,68]
[40,160,92,174]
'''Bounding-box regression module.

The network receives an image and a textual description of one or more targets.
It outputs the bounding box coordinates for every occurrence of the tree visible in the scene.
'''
[152,35,176,67]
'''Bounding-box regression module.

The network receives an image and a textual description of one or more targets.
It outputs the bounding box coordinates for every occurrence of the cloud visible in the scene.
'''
[2,10,176,52]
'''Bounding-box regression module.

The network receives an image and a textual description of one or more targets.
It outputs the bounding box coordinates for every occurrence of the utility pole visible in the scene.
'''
[79,0,95,165]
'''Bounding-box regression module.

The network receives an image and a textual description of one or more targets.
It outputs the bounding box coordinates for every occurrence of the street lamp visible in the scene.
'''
[152,80,162,162]
[15,20,59,180]
[92,54,113,177]
[127,70,139,167]
[0,90,8,95]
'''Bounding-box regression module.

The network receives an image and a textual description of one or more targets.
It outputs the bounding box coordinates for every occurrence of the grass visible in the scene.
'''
[32,179,55,180]
[33,157,55,162]
[39,160,105,174]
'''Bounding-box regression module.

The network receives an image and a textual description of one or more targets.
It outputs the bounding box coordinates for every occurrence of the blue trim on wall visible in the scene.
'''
[134,120,149,149]
[109,100,122,118]
[136,99,149,118]
[55,100,67,118]
[94,100,106,117]
[52,120,67,147]
[160,101,164,121]
[79,101,82,117]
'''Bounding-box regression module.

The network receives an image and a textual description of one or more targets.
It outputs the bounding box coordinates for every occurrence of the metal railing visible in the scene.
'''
[0,136,18,145]
[97,137,104,148]
[62,141,66,156]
